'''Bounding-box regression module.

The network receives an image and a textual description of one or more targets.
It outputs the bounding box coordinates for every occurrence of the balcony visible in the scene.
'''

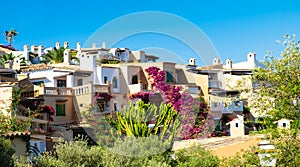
[176,84,200,95]
[128,83,143,94]
[93,84,110,93]
[209,80,222,89]
[36,84,110,97]
[44,87,73,96]
[73,85,90,95]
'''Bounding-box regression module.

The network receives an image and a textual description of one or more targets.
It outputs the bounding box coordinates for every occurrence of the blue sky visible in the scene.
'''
[1,0,300,65]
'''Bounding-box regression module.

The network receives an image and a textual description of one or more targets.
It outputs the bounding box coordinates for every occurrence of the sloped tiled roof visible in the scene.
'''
[20,64,52,72]
[0,131,31,137]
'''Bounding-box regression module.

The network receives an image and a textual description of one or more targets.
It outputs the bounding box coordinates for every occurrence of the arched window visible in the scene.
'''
[112,76,118,88]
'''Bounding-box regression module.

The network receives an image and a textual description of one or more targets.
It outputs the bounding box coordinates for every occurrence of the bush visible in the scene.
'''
[0,137,15,167]
[219,147,260,167]
[174,145,219,167]
[101,136,175,167]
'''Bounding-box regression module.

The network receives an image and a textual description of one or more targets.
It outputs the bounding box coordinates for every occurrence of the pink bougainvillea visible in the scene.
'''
[128,92,154,103]
[144,66,214,139]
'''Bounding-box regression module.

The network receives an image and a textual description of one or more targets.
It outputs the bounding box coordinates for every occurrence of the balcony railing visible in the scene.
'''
[37,84,110,96]
[128,83,143,94]
[44,87,73,95]
[209,80,222,88]
[73,85,90,95]
[176,84,200,95]
[94,84,110,93]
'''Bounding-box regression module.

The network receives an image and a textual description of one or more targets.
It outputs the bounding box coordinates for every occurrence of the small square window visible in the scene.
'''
[283,123,286,127]
[235,123,239,128]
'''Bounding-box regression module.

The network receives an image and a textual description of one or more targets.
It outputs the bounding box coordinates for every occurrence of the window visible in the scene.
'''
[77,79,83,86]
[283,123,286,127]
[56,102,66,116]
[235,123,239,128]
[112,76,118,88]
[114,102,119,111]
[57,80,66,87]
[96,99,110,112]
[32,81,44,86]
[104,76,108,84]
[166,71,174,83]
[131,75,138,84]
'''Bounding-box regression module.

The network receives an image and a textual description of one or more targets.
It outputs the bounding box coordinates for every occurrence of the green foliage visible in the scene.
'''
[109,100,180,143]
[109,136,171,157]
[0,53,26,67]
[267,128,300,166]
[0,137,15,167]
[4,29,18,45]
[253,34,300,120]
[16,140,104,167]
[42,47,79,64]
[101,136,174,167]
[219,146,260,167]
[174,145,219,167]
[11,86,21,114]
[0,113,31,133]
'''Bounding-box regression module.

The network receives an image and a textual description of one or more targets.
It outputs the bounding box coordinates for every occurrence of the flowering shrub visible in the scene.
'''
[41,105,55,116]
[146,66,182,111]
[145,66,213,139]
[128,92,154,103]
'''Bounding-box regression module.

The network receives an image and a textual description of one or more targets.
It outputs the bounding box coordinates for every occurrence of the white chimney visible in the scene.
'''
[38,45,44,57]
[213,57,221,65]
[247,52,256,68]
[76,42,81,50]
[102,42,106,49]
[226,59,232,69]
[55,42,60,49]
[31,45,37,52]
[188,58,196,66]
[92,43,96,48]
[64,41,69,48]
[23,45,29,61]
[64,49,70,64]
[12,58,20,70]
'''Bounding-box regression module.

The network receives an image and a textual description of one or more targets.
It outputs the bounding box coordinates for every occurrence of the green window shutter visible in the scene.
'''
[56,103,66,116]
[166,71,173,83]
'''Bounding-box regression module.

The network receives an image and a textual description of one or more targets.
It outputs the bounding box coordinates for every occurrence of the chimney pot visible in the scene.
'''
[55,42,60,49]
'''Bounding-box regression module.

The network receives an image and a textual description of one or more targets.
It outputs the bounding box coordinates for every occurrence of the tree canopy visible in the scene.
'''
[4,29,18,45]
[42,47,79,64]
[253,35,300,120]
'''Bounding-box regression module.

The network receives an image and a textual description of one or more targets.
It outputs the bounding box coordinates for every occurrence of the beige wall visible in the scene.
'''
[11,137,27,157]
[44,95,76,124]
[0,86,13,116]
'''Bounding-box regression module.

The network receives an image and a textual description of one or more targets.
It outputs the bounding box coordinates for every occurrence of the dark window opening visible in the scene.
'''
[57,80,66,87]
[131,75,138,84]
[104,76,108,84]
[166,71,174,83]
[235,123,239,128]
